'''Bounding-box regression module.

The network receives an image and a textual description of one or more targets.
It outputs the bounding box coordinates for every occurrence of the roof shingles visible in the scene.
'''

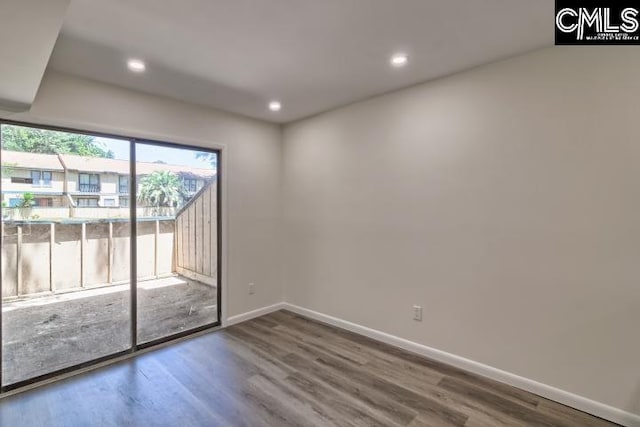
[1,150,64,171]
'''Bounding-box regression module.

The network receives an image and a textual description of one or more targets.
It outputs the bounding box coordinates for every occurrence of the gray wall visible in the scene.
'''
[282,47,640,415]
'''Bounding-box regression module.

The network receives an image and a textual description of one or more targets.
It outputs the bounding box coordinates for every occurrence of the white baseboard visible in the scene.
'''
[225,302,286,326]
[282,303,640,427]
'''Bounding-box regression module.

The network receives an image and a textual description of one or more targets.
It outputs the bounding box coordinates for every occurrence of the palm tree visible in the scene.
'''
[14,192,36,220]
[137,171,186,208]
[17,192,36,208]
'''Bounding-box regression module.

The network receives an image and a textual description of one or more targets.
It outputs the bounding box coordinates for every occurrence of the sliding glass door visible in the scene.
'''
[0,122,220,389]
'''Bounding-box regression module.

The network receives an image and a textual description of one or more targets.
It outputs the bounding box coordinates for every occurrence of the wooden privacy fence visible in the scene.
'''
[1,218,175,299]
[174,180,217,286]
[2,206,177,221]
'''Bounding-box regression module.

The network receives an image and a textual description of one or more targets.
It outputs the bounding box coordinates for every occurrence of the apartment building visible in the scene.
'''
[1,150,66,208]
[1,150,215,209]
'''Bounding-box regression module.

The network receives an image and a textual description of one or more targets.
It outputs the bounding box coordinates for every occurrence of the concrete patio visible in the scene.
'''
[2,275,217,385]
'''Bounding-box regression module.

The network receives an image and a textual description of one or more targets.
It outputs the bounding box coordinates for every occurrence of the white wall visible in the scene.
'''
[282,46,640,416]
[0,70,283,319]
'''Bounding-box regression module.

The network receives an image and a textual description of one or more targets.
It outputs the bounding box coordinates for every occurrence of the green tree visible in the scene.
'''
[16,192,35,208]
[138,170,186,208]
[1,125,114,158]
[1,162,15,177]
[195,152,217,167]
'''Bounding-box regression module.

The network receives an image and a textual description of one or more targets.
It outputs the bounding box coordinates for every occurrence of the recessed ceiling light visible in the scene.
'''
[390,53,409,67]
[127,59,146,73]
[268,101,282,112]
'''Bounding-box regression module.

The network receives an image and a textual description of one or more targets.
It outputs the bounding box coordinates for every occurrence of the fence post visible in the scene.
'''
[173,217,178,272]
[108,221,113,284]
[80,222,86,287]
[154,219,159,278]
[50,223,55,292]
[16,225,22,296]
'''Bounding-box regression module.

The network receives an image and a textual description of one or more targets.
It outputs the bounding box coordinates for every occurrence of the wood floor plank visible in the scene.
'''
[228,322,331,364]
[536,397,619,427]
[250,315,280,329]
[284,371,395,427]
[248,373,348,427]
[313,352,468,426]
[219,332,294,380]
[252,319,370,366]
[282,351,419,425]
[439,376,573,427]
[148,344,267,426]
[250,317,478,426]
[0,310,620,427]
[243,374,327,427]
[346,356,527,426]
[273,312,463,381]
[275,311,540,410]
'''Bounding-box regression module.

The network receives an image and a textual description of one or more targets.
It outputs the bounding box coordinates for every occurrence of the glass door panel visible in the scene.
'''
[134,142,218,345]
[1,124,132,386]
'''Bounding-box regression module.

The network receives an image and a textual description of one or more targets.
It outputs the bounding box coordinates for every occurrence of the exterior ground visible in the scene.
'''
[1,275,217,385]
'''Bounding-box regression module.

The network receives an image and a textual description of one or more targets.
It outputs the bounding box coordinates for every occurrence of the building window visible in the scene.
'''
[119,197,129,207]
[34,198,53,207]
[103,198,116,207]
[183,178,198,193]
[79,173,100,192]
[8,198,21,207]
[119,175,129,194]
[76,198,99,207]
[10,177,33,184]
[31,170,52,187]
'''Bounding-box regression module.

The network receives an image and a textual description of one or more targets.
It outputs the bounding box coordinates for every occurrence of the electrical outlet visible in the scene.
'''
[413,305,422,321]
[248,283,255,295]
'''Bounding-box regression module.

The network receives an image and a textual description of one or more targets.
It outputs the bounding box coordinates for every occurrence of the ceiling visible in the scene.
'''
[47,0,553,123]
[0,0,69,112]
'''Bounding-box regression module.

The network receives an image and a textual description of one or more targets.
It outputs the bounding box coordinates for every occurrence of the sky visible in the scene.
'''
[96,137,215,170]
